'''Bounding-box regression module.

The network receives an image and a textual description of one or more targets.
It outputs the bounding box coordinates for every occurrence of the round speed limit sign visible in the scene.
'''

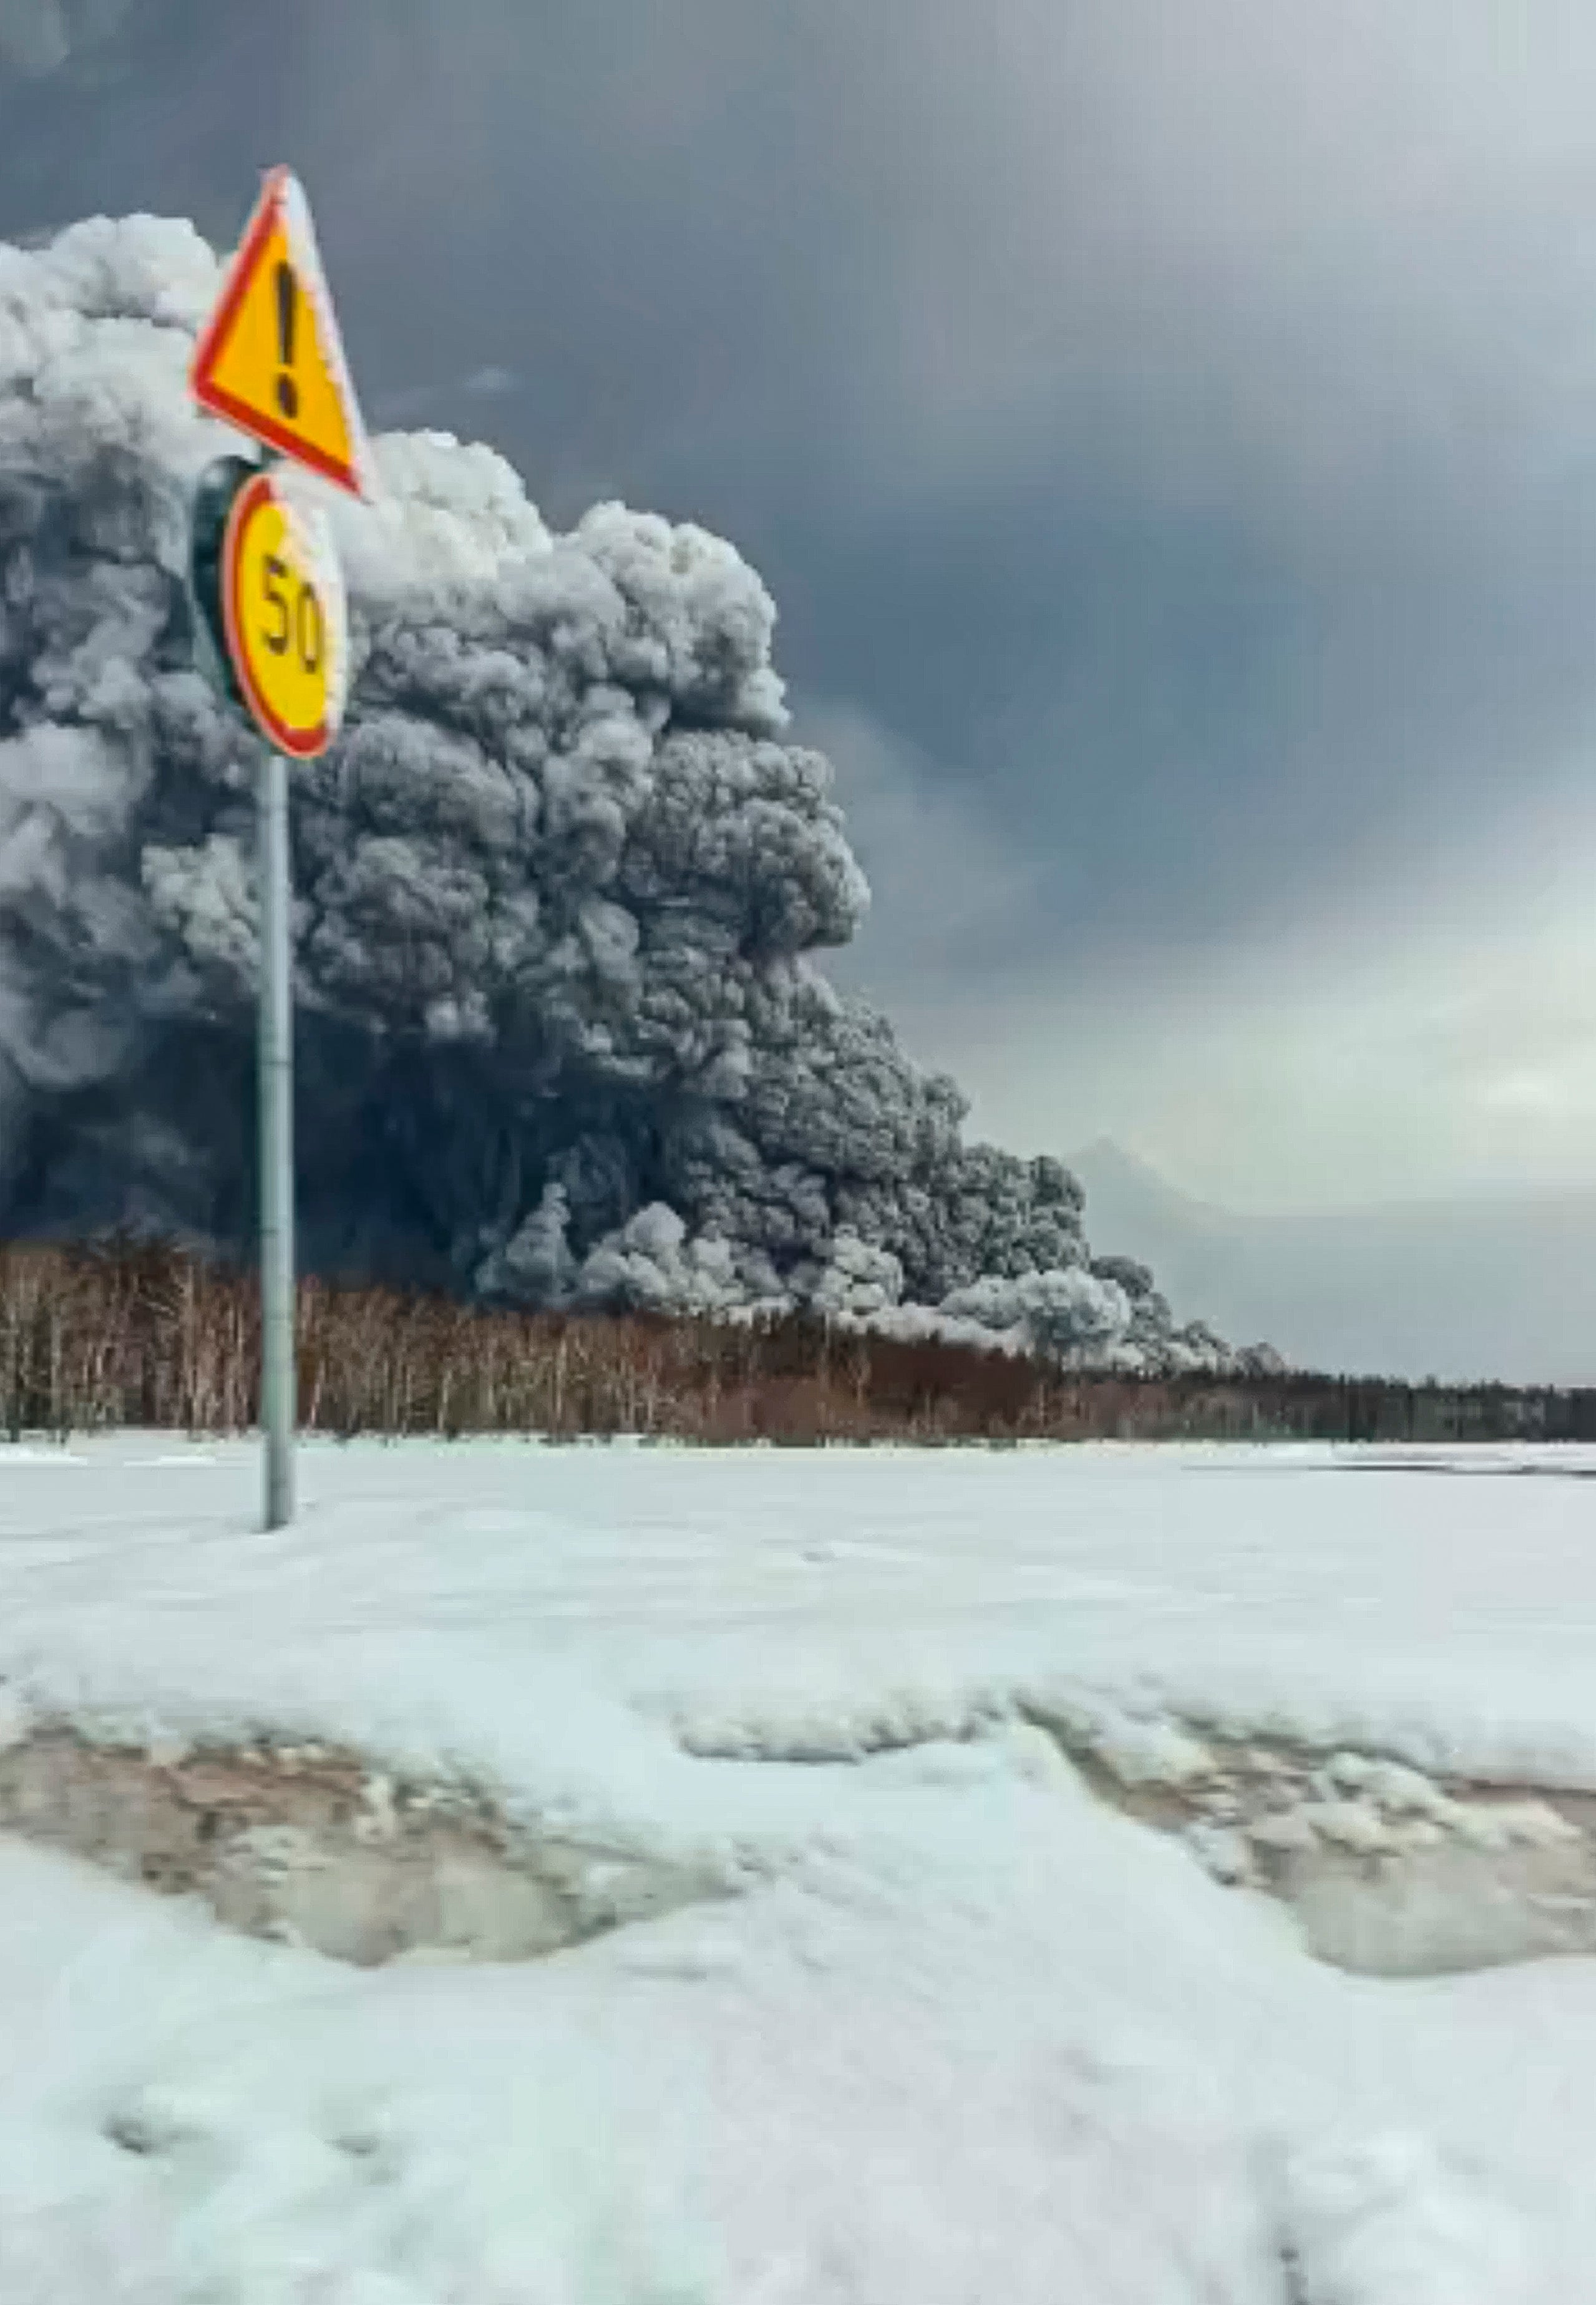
[220,469,348,758]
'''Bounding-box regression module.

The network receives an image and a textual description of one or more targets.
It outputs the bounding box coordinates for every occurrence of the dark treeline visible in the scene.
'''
[2,1239,1594,1446]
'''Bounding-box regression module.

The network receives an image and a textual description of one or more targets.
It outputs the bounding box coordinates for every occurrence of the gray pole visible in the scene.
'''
[258,744,296,1529]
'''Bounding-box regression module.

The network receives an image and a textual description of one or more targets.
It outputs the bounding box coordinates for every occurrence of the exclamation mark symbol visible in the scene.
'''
[275,261,299,420]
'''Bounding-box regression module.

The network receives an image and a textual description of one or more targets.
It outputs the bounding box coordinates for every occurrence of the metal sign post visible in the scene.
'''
[187,167,372,1531]
[257,744,296,1529]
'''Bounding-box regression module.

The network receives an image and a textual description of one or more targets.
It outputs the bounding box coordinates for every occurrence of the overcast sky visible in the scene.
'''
[7,0,1596,1212]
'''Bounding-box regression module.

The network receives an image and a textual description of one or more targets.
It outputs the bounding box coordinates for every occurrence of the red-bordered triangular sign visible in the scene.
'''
[190,167,375,501]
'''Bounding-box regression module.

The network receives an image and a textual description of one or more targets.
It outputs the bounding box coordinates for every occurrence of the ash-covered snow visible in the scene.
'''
[0,210,1261,1372]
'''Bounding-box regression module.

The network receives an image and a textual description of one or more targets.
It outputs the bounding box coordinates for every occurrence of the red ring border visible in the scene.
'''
[221,470,334,760]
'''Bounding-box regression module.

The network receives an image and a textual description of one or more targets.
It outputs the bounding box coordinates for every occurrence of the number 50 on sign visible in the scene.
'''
[187,454,349,761]
[221,469,348,759]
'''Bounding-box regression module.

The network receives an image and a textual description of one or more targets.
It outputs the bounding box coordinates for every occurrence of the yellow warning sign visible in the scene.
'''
[191,167,374,500]
[221,469,349,758]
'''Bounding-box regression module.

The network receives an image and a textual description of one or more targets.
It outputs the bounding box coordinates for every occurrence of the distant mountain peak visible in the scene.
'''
[1069,1138,1229,1229]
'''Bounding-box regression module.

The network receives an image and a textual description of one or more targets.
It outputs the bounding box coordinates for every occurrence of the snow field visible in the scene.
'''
[11,1436,1596,1808]
[2,1436,1596,2298]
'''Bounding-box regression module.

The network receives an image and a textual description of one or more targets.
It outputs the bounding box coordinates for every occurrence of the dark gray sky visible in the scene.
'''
[9,0,1596,1209]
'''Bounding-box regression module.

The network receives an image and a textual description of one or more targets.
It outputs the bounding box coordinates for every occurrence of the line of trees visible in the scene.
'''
[2,1239,1594,1447]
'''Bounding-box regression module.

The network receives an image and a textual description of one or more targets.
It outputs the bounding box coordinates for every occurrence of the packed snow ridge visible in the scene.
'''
[0,213,1269,1374]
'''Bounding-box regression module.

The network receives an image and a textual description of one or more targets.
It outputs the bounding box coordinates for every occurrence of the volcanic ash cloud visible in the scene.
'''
[0,211,1260,1376]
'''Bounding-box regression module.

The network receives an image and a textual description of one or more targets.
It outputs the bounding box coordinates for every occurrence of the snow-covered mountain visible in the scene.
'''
[1073,1138,1596,1386]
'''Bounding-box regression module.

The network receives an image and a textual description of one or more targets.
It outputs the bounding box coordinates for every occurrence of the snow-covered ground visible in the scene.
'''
[4,1436,1596,2301]
[10,1435,1596,1791]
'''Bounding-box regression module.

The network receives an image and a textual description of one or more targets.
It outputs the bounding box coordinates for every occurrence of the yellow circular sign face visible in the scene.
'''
[221,469,348,758]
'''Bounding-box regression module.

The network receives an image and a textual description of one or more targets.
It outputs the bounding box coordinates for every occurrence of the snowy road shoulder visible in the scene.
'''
[9,1435,1596,1793]
[4,1436,1596,2299]
[2,1739,1592,2305]
[8,1435,1596,1958]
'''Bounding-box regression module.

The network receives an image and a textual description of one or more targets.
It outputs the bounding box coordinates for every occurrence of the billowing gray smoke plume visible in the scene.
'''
[0,212,1265,1374]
